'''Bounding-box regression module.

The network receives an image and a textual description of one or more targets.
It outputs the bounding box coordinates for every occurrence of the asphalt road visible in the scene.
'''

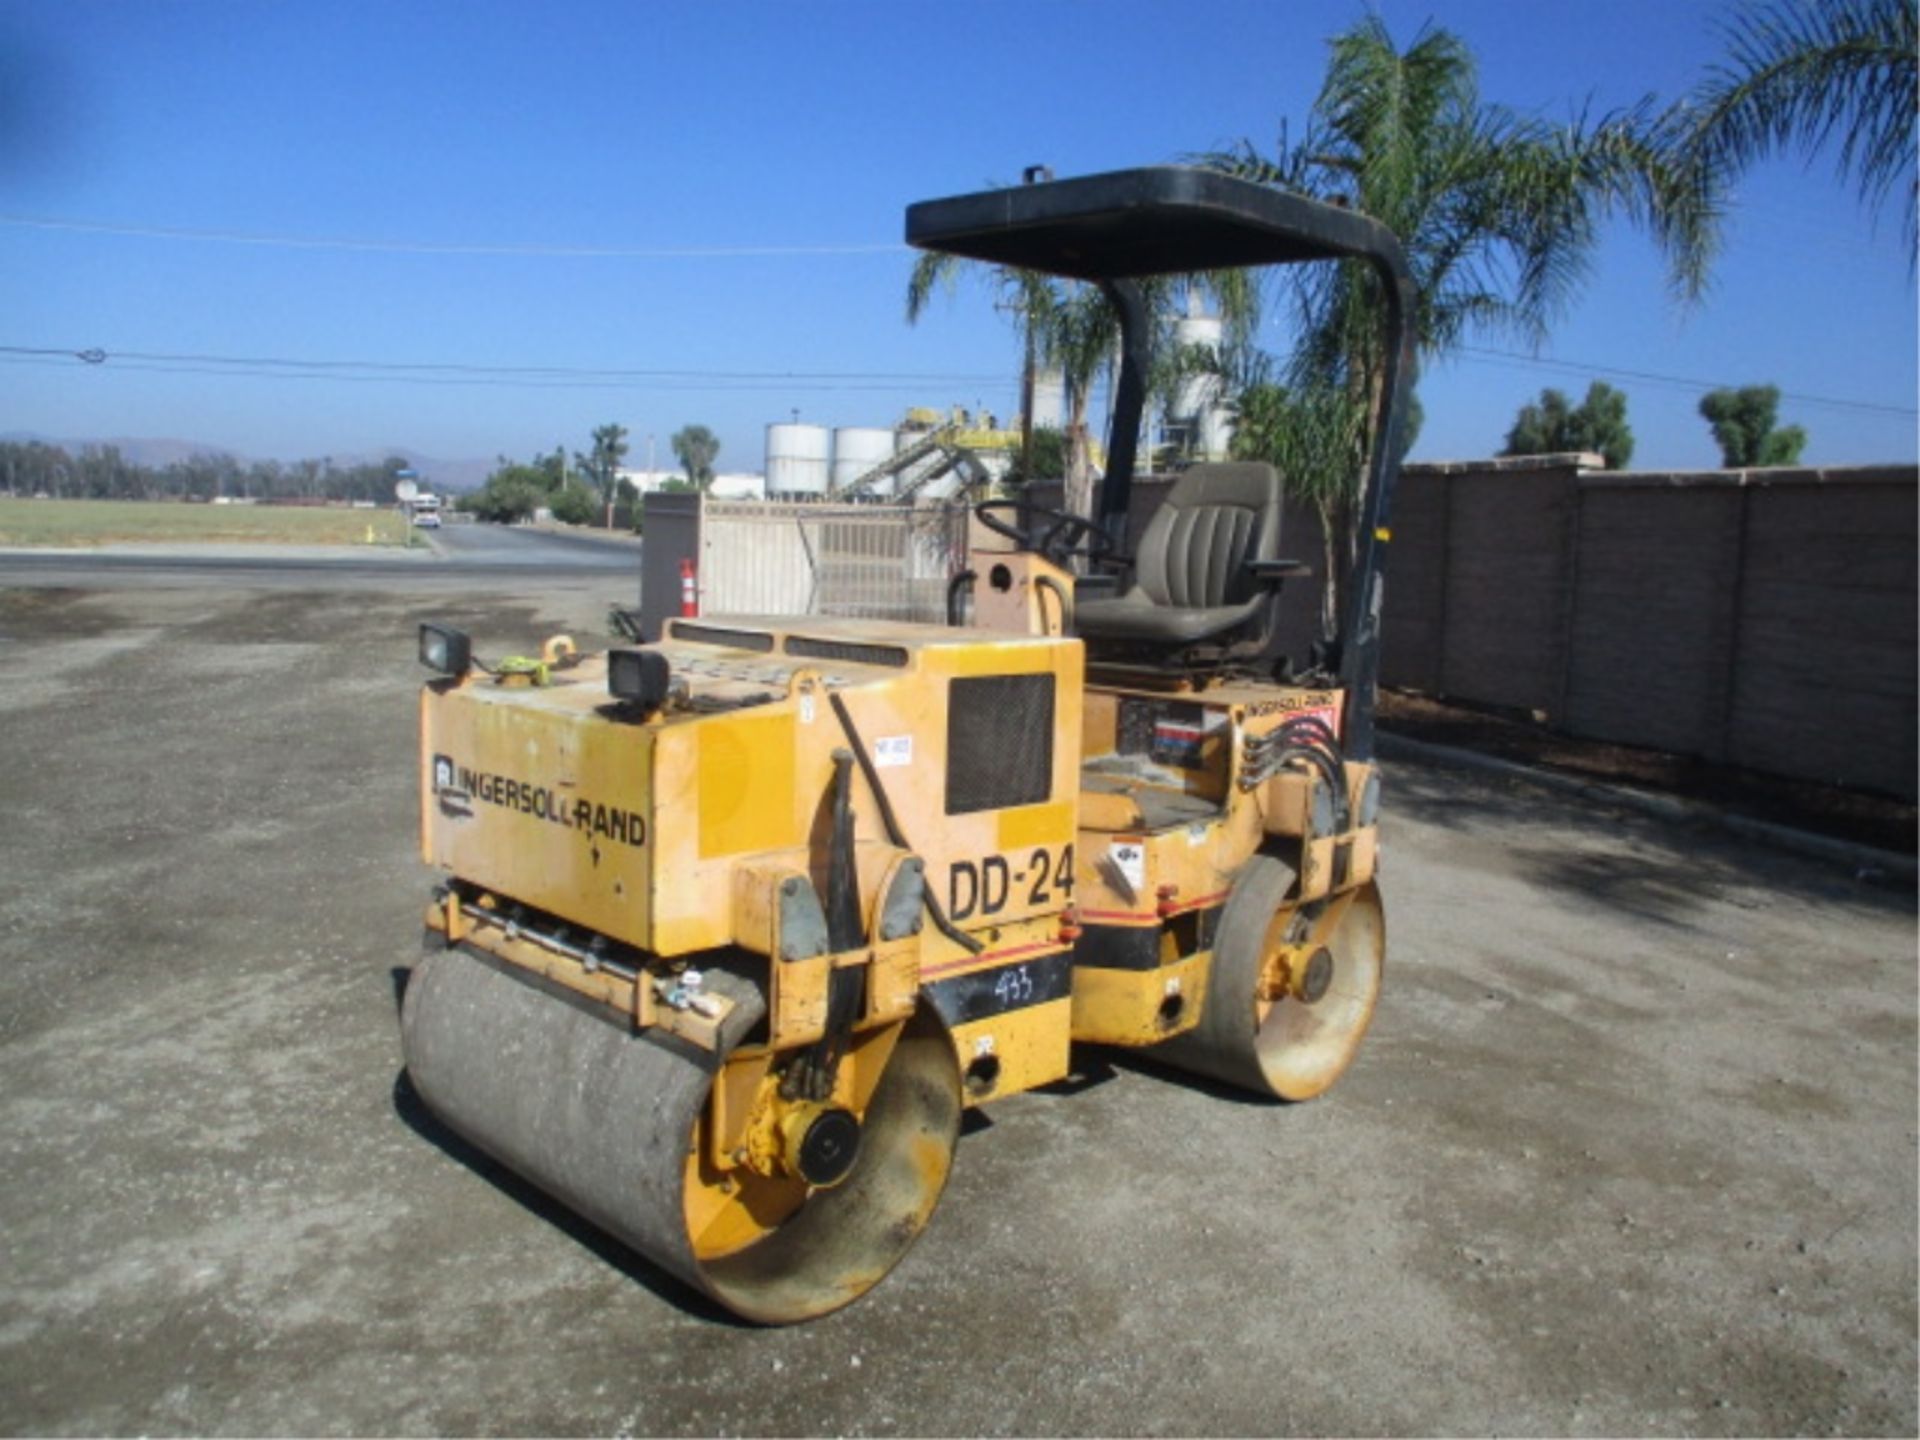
[424,520,644,569]
[0,578,1913,1437]
[0,520,642,590]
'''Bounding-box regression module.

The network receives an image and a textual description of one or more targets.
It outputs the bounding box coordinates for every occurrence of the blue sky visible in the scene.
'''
[1,0,1913,475]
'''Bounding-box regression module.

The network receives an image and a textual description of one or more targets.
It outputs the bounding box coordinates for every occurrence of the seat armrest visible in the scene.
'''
[1246,558,1312,585]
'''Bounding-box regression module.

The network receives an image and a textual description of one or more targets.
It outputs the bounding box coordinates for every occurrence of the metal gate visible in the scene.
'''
[699,498,968,623]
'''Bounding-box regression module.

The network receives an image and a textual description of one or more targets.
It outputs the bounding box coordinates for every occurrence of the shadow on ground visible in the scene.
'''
[1388,753,1914,931]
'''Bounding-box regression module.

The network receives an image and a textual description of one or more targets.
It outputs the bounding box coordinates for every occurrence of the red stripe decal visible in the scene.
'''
[1079,891,1230,925]
[919,938,1064,981]
[1170,890,1230,914]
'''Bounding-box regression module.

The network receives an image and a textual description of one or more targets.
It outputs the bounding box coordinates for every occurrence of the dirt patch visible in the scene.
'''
[0,588,125,639]
[1379,690,1916,855]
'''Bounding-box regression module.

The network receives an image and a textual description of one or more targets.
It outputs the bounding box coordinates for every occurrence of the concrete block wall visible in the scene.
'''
[1563,478,1743,756]
[1722,471,1917,794]
[1390,459,1917,800]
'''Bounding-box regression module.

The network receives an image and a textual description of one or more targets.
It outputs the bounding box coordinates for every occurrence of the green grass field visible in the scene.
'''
[0,498,419,548]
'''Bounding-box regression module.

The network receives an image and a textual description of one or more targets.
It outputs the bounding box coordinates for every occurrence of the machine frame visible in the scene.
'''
[400,166,1414,1325]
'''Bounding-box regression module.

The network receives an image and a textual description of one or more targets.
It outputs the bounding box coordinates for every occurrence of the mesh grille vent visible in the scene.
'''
[785,636,910,668]
[946,674,1054,814]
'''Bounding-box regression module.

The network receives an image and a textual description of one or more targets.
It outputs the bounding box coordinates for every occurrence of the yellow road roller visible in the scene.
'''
[401,167,1415,1323]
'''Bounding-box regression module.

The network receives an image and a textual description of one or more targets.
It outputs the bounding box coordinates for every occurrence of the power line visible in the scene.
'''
[0,343,1012,389]
[0,359,1021,403]
[5,337,1908,420]
[114,347,1008,383]
[1,344,106,364]
[1456,344,1917,418]
[0,213,908,260]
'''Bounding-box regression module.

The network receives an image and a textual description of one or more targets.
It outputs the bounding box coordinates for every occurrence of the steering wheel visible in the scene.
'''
[974,500,1121,569]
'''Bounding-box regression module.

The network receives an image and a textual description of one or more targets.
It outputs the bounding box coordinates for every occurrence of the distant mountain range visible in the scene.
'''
[0,432,494,492]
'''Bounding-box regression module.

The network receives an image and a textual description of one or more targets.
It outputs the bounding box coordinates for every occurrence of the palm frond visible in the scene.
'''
[1681,0,1916,250]
[905,250,961,325]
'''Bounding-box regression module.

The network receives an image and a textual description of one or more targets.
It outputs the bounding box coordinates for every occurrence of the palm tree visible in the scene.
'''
[908,253,1247,520]
[575,422,630,527]
[669,424,721,491]
[909,254,1114,520]
[1678,0,1916,252]
[1193,16,1720,628]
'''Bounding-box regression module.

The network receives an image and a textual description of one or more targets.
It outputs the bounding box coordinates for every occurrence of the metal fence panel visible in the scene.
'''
[700,498,969,623]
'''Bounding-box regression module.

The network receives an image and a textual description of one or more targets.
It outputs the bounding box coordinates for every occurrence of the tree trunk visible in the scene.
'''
[1322,358,1385,652]
[1063,387,1093,522]
[1317,498,1343,645]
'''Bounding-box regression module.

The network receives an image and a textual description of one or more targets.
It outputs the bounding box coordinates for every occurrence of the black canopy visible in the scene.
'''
[905,166,1410,282]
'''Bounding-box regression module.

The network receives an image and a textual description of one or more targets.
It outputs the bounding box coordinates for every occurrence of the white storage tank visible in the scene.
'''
[830,427,896,493]
[1030,367,1067,432]
[1172,310,1225,425]
[765,422,830,495]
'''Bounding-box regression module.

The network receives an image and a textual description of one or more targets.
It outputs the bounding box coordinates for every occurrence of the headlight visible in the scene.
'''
[418,622,472,676]
[608,648,672,710]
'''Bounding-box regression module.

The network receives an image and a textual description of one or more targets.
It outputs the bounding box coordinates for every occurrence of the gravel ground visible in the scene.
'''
[0,581,1913,1437]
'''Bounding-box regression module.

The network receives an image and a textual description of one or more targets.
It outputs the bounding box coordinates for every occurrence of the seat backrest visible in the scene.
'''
[1133,462,1283,609]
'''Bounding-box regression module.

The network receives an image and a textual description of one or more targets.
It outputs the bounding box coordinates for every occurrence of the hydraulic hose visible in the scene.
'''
[827,690,983,955]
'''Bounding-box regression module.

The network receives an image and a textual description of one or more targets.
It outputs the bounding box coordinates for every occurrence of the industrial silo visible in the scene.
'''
[830,427,896,494]
[764,422,830,497]
[1172,310,1224,425]
[1172,300,1232,460]
[1030,367,1067,432]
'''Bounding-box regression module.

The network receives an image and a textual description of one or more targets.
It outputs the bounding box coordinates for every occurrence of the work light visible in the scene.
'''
[607,648,672,710]
[418,623,472,677]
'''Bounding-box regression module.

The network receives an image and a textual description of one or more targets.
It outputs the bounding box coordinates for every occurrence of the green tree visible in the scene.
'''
[532,447,568,493]
[1231,380,1364,625]
[0,440,312,500]
[0,441,71,496]
[1698,384,1808,465]
[463,471,546,523]
[463,455,578,523]
[670,425,721,490]
[1678,0,1916,251]
[1196,16,1717,624]
[1501,381,1635,468]
[548,482,600,526]
[1003,426,1069,485]
[1035,285,1131,520]
[910,259,1110,520]
[574,423,630,526]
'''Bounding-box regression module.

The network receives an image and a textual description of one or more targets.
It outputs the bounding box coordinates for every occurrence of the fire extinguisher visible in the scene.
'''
[679,556,698,617]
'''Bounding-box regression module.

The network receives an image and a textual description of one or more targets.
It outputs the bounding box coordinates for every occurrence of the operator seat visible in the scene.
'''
[1074,461,1285,655]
